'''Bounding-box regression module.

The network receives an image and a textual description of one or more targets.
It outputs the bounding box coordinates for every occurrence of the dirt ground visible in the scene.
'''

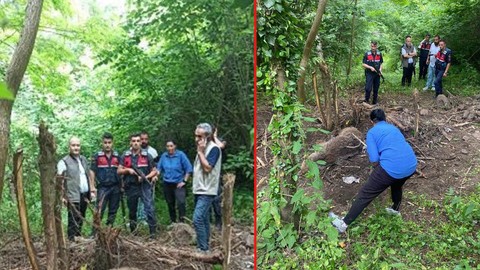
[257,88,480,223]
[0,222,254,269]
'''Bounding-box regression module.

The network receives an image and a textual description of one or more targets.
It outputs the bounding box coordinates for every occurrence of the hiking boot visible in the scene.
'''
[422,86,429,91]
[385,207,401,216]
[431,87,435,91]
[329,212,348,233]
[197,248,210,254]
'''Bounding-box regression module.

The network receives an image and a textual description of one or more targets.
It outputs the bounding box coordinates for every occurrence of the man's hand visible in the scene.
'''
[197,138,207,153]
[152,176,158,183]
[177,182,186,189]
[443,72,448,77]
[370,66,375,72]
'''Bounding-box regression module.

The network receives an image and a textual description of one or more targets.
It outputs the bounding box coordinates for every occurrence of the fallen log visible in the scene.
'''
[300,127,363,173]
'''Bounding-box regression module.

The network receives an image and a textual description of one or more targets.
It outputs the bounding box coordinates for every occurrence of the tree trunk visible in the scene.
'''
[37,122,58,270]
[296,0,328,103]
[222,173,236,270]
[13,148,40,270]
[316,41,337,131]
[55,171,68,269]
[346,0,358,78]
[0,0,44,203]
[273,61,297,225]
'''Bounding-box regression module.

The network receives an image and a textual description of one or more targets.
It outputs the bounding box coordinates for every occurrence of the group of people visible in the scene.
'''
[362,33,452,104]
[57,123,225,252]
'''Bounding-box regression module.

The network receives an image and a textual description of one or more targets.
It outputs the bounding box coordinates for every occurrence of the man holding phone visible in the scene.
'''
[192,123,222,252]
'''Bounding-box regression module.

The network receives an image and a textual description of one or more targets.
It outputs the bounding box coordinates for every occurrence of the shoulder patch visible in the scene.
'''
[97,151,105,155]
[124,150,132,156]
[141,149,148,156]
[113,151,119,156]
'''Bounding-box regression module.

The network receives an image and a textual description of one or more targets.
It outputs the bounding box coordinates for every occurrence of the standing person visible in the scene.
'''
[90,132,121,227]
[418,33,431,80]
[423,35,441,91]
[362,41,383,105]
[432,40,452,97]
[157,140,193,223]
[401,35,417,87]
[193,123,222,252]
[211,125,226,231]
[330,109,417,233]
[57,137,94,241]
[118,133,158,239]
[137,131,159,222]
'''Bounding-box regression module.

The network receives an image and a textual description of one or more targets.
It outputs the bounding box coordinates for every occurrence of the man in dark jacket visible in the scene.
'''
[362,41,383,105]
[57,136,93,241]
[90,132,121,226]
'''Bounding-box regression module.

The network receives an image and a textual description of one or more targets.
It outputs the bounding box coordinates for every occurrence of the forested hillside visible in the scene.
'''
[0,0,253,269]
[257,0,480,269]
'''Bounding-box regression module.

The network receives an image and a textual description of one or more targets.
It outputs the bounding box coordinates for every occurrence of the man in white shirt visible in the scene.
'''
[423,35,441,91]
[57,136,94,241]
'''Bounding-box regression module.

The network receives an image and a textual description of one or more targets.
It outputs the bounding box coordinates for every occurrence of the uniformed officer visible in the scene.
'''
[362,41,384,105]
[89,132,122,226]
[118,133,158,238]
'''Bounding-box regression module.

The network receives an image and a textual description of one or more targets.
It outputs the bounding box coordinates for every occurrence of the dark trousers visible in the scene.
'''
[402,64,415,86]
[125,182,157,236]
[67,192,88,241]
[343,166,412,225]
[163,182,186,223]
[96,185,121,225]
[365,72,380,104]
[434,68,446,96]
[212,180,222,227]
[419,57,428,79]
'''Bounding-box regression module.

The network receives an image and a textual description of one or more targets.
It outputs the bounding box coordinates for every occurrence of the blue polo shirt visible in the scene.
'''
[366,121,417,179]
[157,150,193,184]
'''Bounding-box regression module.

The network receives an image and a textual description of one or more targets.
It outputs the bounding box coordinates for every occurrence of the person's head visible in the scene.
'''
[405,35,412,46]
[130,133,141,151]
[424,33,431,41]
[433,35,440,45]
[165,140,177,155]
[195,123,212,144]
[140,131,150,148]
[370,41,378,51]
[102,132,113,152]
[439,39,446,50]
[69,136,81,156]
[370,109,386,123]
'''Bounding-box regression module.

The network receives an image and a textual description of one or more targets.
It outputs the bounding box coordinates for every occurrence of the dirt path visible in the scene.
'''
[257,89,480,222]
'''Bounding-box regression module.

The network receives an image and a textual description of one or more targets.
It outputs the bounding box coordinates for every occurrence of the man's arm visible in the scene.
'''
[118,165,135,175]
[89,170,96,193]
[366,132,379,163]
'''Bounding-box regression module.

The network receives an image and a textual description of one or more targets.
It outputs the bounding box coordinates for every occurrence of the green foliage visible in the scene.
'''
[0,0,253,239]
[344,187,480,269]
[0,81,14,100]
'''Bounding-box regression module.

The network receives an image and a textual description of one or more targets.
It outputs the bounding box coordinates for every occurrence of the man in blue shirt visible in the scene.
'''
[157,140,193,223]
[193,123,222,252]
[330,109,417,233]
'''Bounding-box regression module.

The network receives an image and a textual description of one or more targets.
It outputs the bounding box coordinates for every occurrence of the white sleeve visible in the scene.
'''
[401,48,407,55]
[149,147,158,159]
[57,160,66,175]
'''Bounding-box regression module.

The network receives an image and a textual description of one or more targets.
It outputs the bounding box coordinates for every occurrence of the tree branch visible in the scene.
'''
[296,0,328,103]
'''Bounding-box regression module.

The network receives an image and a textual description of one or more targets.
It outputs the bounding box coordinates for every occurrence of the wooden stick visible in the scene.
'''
[351,133,366,147]
[13,148,40,270]
[312,72,327,124]
[222,174,236,269]
[413,88,420,137]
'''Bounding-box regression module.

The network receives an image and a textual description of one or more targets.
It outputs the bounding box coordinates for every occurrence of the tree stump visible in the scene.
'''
[37,122,59,270]
[222,173,236,270]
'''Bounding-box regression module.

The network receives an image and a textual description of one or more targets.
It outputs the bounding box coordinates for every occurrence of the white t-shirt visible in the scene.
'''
[428,43,440,67]
[57,157,89,193]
